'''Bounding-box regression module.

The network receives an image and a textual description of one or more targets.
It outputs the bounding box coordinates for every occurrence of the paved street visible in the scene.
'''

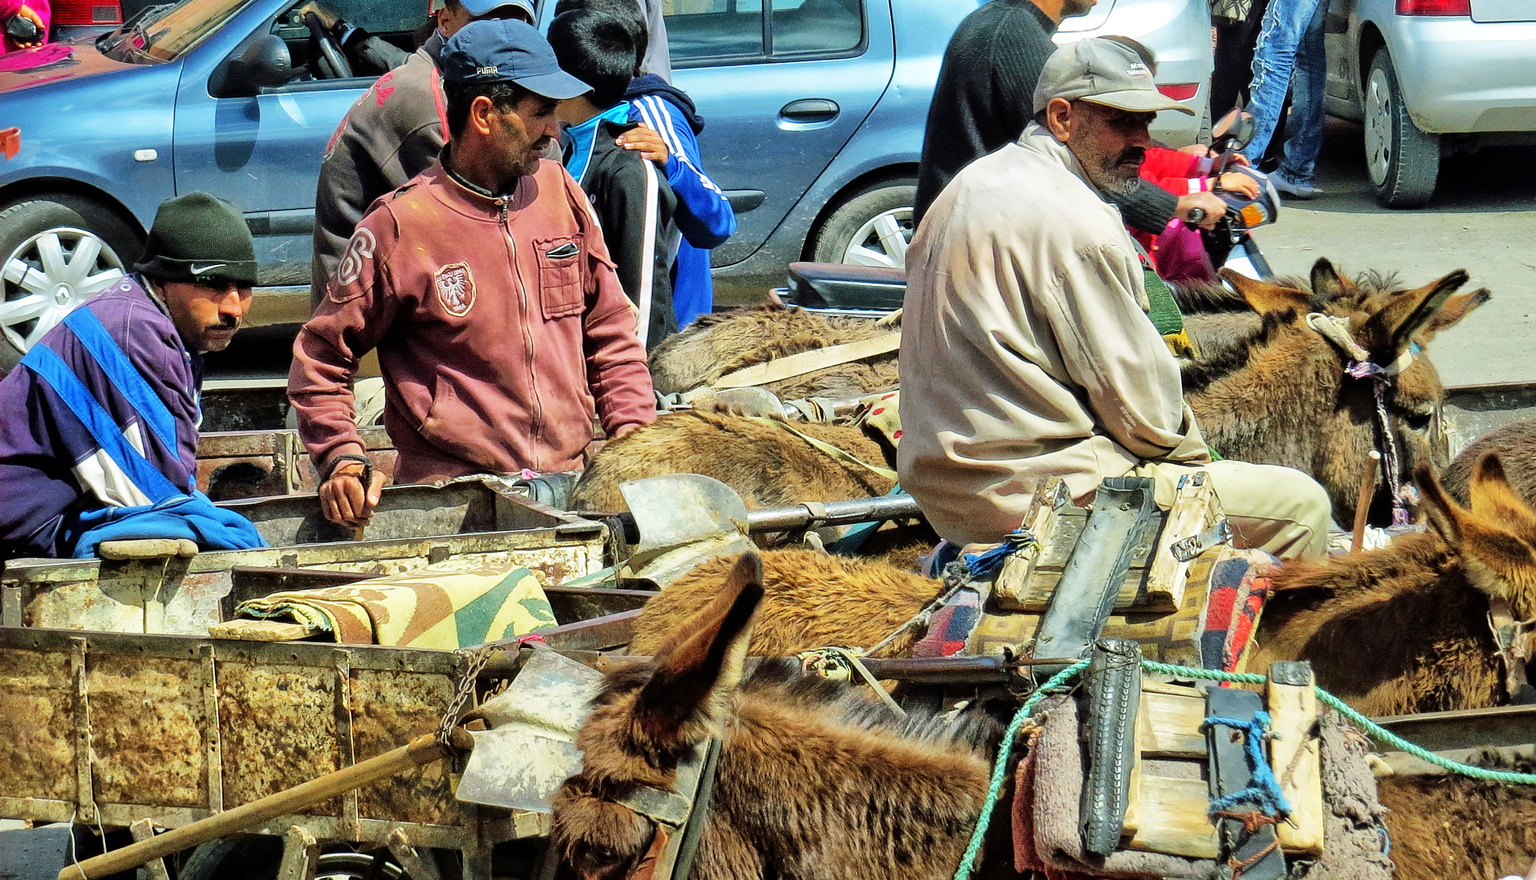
[1258,117,1536,388]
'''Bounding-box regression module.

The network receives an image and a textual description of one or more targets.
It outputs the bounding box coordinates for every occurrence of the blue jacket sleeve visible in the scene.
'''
[629,95,736,249]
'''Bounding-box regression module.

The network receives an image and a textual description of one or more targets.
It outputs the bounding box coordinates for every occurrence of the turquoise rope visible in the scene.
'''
[949,658,1536,880]
[949,660,1088,880]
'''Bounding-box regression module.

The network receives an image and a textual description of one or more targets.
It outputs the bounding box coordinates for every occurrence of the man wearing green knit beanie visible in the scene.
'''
[0,192,266,559]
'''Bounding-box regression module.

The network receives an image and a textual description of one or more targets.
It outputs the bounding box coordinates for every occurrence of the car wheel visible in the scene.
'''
[0,195,142,373]
[181,836,408,880]
[1363,48,1439,209]
[811,179,916,271]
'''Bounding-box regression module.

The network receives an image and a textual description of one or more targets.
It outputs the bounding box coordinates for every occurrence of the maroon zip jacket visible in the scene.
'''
[289,158,656,484]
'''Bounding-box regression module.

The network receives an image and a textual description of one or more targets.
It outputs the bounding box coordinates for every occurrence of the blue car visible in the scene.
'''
[0,0,1211,373]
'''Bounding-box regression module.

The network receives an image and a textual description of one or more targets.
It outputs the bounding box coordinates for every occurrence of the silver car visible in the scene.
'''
[1324,0,1536,207]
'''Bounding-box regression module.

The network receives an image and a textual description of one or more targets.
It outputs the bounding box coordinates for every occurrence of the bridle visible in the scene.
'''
[599,738,723,880]
[1305,313,1418,526]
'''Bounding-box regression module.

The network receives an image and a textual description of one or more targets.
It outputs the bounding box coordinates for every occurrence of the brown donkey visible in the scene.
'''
[1252,454,1536,716]
[549,552,1014,880]
[1186,260,1486,527]
[567,410,896,513]
[648,304,899,400]
[557,551,1536,880]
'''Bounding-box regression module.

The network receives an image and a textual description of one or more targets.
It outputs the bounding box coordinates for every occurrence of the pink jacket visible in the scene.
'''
[289,159,656,484]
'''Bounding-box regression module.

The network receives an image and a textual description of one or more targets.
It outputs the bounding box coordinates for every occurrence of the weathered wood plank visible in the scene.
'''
[1268,662,1324,855]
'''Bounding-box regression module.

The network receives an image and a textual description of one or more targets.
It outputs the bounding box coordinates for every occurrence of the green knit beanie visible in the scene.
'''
[134,193,258,286]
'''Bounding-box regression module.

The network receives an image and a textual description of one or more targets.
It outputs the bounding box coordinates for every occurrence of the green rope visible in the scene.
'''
[949,658,1536,880]
[950,660,1088,880]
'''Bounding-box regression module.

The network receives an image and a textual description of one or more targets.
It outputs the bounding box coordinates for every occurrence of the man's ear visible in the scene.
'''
[1045,97,1075,141]
[467,94,498,137]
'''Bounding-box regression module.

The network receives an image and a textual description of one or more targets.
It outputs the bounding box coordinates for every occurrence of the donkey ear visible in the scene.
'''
[1309,258,1350,303]
[1416,287,1490,345]
[1466,454,1536,546]
[1219,268,1311,316]
[1362,269,1468,361]
[1415,462,1463,546]
[636,551,765,740]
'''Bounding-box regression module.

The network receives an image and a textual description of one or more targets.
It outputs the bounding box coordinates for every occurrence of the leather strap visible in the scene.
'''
[745,416,898,482]
[681,332,900,402]
[1079,639,1142,856]
[1033,477,1160,669]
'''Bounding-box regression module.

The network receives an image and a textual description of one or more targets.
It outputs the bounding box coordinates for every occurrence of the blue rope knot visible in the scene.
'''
[963,527,1038,579]
[1201,710,1293,820]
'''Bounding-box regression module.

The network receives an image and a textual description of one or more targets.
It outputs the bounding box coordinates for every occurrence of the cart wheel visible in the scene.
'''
[181,837,406,880]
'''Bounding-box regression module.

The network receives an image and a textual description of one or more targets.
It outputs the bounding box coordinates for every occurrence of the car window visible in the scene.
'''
[266,0,425,86]
[100,0,258,63]
[666,0,863,67]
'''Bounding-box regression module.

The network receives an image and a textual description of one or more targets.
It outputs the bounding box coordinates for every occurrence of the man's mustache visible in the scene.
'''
[1117,147,1147,166]
[208,316,239,331]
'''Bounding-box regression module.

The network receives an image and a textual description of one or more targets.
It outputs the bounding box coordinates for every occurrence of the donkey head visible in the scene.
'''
[1417,455,1536,621]
[550,552,764,880]
[1210,259,1488,525]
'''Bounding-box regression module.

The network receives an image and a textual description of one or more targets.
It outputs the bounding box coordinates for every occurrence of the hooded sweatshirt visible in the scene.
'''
[624,74,736,329]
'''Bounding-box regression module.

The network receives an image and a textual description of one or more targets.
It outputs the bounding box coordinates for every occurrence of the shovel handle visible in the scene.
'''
[1351,451,1381,553]
[57,733,448,880]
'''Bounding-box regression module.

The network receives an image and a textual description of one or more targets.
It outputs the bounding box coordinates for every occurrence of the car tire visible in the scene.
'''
[0,194,143,373]
[811,178,917,271]
[182,836,408,880]
[1363,47,1439,209]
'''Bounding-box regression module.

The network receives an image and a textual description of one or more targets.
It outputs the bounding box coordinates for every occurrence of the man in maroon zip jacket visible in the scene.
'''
[289,19,656,529]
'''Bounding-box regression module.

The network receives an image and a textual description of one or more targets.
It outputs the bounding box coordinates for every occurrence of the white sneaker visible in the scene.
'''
[1271,171,1318,200]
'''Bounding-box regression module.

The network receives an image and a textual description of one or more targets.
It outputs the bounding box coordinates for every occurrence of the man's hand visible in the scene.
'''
[11,4,45,47]
[616,125,669,167]
[1217,172,1261,199]
[1176,191,1226,229]
[319,459,384,529]
[295,1,340,30]
[610,423,644,440]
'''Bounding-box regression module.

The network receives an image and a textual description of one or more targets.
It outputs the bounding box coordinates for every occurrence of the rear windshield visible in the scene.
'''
[100,0,258,63]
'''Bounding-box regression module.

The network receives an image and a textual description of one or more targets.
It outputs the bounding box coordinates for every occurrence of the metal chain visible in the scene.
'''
[438,645,494,749]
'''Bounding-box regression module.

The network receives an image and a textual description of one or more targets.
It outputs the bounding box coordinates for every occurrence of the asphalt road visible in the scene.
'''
[1256,117,1536,388]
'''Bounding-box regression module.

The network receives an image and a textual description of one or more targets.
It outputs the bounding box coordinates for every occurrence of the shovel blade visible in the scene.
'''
[620,474,750,558]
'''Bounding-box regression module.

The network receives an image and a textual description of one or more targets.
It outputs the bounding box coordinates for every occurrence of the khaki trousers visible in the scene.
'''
[1131,460,1334,560]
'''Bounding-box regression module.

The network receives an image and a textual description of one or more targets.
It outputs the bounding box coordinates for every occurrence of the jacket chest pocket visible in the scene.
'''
[536,235,585,319]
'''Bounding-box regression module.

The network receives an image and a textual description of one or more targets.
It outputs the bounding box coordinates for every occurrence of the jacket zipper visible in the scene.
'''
[501,199,543,449]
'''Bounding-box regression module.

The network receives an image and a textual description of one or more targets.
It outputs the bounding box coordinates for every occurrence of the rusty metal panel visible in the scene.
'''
[87,654,207,808]
[350,668,471,828]
[0,643,74,801]
[9,520,607,636]
[217,660,342,814]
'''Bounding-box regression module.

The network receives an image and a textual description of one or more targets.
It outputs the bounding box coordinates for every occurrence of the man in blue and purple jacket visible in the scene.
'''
[0,193,267,559]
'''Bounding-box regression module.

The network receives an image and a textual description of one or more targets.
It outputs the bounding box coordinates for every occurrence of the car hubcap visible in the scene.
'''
[842,207,913,270]
[1,227,125,353]
[1364,67,1393,188]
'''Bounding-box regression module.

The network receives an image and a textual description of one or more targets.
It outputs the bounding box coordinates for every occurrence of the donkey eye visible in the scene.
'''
[1403,410,1434,432]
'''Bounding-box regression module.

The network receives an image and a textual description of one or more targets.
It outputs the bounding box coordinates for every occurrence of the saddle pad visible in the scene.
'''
[235,557,557,649]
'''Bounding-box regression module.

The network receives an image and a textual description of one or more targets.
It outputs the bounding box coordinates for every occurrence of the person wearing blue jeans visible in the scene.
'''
[1240,0,1327,198]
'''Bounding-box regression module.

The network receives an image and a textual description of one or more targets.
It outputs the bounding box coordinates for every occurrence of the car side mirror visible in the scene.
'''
[215,34,296,97]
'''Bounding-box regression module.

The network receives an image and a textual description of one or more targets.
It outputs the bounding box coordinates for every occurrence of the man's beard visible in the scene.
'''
[1061,0,1095,18]
[1078,146,1145,198]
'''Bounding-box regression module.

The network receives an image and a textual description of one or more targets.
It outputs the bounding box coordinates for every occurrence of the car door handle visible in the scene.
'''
[779,99,840,123]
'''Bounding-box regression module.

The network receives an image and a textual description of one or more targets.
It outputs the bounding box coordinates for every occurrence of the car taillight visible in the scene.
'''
[1396,0,1469,14]
[1157,83,1201,101]
[50,1,124,25]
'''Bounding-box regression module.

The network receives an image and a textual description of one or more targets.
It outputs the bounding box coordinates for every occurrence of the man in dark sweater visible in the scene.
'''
[914,0,1224,233]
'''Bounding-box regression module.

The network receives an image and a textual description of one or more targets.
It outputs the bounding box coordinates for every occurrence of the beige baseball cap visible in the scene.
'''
[1032,37,1196,116]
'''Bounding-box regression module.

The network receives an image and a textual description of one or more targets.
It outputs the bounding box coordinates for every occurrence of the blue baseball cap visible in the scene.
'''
[459,0,535,20]
[440,19,592,99]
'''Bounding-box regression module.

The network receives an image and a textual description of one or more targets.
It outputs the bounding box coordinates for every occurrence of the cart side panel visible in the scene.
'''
[218,661,343,815]
[351,669,471,827]
[88,654,207,807]
[0,645,74,800]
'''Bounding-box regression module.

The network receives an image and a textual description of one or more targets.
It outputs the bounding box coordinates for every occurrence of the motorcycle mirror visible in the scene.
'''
[1212,108,1257,151]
